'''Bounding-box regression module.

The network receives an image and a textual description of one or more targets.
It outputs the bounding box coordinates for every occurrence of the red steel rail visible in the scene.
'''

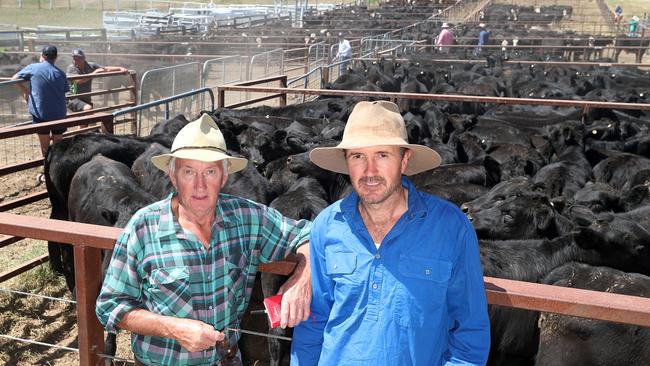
[1,211,650,365]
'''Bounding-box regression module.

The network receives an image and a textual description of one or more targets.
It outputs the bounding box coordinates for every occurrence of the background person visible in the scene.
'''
[613,5,623,24]
[67,48,128,128]
[628,15,640,37]
[476,23,490,56]
[11,45,68,156]
[435,22,455,54]
[333,32,352,74]
[96,114,313,366]
[291,101,490,365]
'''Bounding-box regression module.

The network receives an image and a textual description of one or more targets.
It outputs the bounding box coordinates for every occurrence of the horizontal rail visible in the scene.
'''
[225,93,285,109]
[0,235,22,249]
[3,211,649,326]
[216,86,650,111]
[0,113,114,139]
[0,158,43,175]
[0,190,48,212]
[0,254,48,283]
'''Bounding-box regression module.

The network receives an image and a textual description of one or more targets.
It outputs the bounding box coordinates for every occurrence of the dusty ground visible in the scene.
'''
[0,163,134,365]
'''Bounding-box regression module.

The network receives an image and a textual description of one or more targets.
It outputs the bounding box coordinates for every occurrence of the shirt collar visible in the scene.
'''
[155,192,239,241]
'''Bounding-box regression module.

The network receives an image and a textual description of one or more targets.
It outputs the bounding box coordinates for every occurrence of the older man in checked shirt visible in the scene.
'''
[96,114,312,366]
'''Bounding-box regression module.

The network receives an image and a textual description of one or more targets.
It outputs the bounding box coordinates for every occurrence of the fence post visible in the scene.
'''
[217,87,225,108]
[75,245,105,366]
[279,76,287,107]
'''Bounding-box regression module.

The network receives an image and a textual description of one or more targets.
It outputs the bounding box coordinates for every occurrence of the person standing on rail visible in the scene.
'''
[11,45,68,156]
[476,23,490,56]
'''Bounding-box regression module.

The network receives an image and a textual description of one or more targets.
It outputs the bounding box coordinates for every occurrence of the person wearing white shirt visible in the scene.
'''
[334,33,352,74]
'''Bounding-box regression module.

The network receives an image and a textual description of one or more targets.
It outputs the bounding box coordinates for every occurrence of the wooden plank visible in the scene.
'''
[0,253,48,283]
[74,245,104,366]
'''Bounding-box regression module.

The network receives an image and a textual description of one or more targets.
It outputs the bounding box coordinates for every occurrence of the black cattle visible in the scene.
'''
[593,153,650,190]
[222,157,272,205]
[460,176,535,214]
[131,143,174,200]
[571,182,621,212]
[44,115,187,292]
[479,236,602,365]
[537,262,650,366]
[286,152,351,203]
[571,206,650,275]
[467,191,573,240]
[613,36,650,63]
[263,177,328,366]
[68,155,157,363]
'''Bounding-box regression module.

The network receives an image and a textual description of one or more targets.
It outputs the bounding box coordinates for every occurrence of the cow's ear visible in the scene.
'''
[100,207,119,226]
[534,206,555,235]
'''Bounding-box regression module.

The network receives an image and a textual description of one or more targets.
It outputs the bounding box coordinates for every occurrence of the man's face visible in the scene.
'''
[345,145,411,205]
[169,158,228,219]
[73,56,85,68]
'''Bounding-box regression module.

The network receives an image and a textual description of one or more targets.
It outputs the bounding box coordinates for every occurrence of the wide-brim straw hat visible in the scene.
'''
[151,114,248,174]
[441,22,450,28]
[309,101,441,175]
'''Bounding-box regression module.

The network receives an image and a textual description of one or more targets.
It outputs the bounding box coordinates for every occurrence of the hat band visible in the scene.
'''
[171,146,228,155]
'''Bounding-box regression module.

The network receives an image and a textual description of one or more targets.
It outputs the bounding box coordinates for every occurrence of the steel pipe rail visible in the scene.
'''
[2,211,650,366]
[355,57,650,68]
[216,85,650,112]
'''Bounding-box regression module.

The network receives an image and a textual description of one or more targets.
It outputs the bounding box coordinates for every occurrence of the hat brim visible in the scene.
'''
[309,142,441,176]
[151,148,248,174]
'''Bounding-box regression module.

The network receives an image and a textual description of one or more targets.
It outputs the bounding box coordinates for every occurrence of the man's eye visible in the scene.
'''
[205,169,216,176]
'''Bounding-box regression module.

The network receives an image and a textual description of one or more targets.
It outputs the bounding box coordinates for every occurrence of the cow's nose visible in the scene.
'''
[460,204,470,213]
[466,214,474,222]
[287,156,293,164]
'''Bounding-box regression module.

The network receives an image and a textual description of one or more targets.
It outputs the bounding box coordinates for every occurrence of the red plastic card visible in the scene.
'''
[263,294,283,328]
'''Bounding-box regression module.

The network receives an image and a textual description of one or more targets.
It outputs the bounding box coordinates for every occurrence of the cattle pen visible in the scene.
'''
[2,0,650,364]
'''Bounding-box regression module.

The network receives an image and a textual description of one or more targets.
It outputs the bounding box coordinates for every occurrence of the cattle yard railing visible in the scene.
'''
[215,84,650,118]
[216,75,288,109]
[1,211,650,365]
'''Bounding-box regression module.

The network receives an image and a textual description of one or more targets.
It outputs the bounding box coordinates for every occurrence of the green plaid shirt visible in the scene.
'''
[96,193,311,365]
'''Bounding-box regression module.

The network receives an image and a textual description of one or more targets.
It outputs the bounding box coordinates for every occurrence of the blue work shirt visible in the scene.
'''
[16,61,68,121]
[478,30,490,46]
[291,177,490,366]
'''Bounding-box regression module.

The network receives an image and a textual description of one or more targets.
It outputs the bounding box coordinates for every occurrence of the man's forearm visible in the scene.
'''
[117,308,174,338]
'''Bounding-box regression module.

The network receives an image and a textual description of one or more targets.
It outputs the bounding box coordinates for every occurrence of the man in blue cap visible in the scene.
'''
[12,45,68,156]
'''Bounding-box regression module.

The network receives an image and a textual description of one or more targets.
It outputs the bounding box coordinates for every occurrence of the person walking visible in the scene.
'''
[12,45,68,156]
[435,22,455,54]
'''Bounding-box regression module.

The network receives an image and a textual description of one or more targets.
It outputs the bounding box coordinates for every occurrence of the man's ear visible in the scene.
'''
[401,149,413,174]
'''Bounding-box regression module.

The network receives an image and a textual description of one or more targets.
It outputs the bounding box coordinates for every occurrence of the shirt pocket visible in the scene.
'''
[395,256,452,328]
[147,266,194,318]
[324,248,362,295]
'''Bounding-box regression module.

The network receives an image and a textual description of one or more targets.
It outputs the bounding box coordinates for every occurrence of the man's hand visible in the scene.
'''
[277,243,312,328]
[170,318,225,353]
[118,309,224,353]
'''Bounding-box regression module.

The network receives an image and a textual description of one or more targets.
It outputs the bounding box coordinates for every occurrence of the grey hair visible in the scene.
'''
[168,157,229,175]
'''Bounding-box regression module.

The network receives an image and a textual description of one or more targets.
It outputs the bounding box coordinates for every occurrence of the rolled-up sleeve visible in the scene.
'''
[255,204,312,264]
[96,227,144,332]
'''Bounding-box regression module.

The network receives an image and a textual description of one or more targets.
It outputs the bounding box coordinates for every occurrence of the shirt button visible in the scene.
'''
[425,269,431,275]
[333,264,338,269]
[372,283,378,289]
[375,253,381,259]
[209,305,213,310]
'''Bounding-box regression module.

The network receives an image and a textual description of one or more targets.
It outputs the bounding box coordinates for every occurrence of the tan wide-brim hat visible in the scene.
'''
[309,101,441,175]
[151,114,248,173]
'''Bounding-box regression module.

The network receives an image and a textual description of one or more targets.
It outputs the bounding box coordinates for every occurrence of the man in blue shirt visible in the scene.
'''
[291,101,490,365]
[476,23,490,56]
[12,45,69,156]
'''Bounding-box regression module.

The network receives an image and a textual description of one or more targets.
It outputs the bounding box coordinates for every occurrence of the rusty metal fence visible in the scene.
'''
[2,211,650,366]
[286,66,322,105]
